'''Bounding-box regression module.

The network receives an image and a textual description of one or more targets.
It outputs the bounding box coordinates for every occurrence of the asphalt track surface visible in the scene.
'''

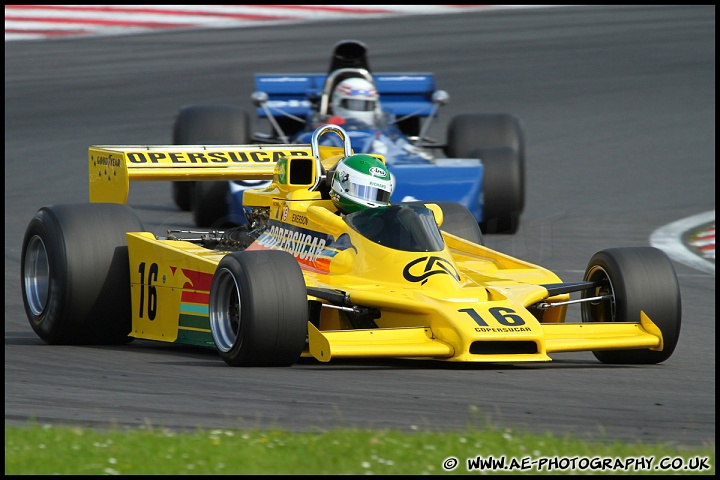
[4,5,715,448]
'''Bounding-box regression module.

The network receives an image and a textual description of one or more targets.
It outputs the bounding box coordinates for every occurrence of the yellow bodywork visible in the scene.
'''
[89,141,665,363]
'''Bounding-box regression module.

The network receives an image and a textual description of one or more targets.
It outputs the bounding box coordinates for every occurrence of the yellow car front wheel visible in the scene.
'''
[209,250,308,367]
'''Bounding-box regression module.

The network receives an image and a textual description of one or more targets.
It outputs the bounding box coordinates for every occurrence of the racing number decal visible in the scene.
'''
[459,307,525,327]
[138,262,158,320]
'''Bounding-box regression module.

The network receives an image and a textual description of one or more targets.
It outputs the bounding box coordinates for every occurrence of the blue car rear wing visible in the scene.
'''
[254,73,437,119]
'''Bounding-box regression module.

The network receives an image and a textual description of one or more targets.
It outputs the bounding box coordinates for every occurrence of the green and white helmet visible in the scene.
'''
[330,154,393,214]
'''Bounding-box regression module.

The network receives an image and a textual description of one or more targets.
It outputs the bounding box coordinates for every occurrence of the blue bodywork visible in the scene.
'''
[254,72,438,119]
[228,72,485,224]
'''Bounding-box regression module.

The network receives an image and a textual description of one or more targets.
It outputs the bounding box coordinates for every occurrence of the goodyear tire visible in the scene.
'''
[446,113,525,234]
[21,203,144,345]
[171,179,194,213]
[209,251,308,367]
[446,113,524,159]
[192,180,230,228]
[472,147,523,234]
[172,104,249,213]
[582,247,682,364]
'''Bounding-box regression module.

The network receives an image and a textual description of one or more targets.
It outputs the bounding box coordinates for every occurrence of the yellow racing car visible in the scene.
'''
[20,125,681,367]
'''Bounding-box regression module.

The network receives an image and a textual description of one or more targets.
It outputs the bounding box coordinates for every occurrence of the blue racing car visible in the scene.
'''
[172,40,525,234]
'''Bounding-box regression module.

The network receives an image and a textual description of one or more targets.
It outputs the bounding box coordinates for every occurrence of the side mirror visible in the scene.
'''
[432,90,450,106]
[424,203,444,227]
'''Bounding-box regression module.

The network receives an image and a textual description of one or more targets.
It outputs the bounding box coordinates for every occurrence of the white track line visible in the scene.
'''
[650,210,715,275]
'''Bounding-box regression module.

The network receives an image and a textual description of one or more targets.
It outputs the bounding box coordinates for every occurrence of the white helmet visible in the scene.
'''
[331,77,379,125]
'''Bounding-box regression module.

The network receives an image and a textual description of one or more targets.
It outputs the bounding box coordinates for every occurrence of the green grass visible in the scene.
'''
[5,423,714,475]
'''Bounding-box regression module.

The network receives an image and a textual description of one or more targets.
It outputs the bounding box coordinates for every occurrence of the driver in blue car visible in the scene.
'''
[329,77,380,127]
[324,78,434,162]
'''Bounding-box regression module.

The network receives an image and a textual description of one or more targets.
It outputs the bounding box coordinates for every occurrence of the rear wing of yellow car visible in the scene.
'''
[88,143,347,204]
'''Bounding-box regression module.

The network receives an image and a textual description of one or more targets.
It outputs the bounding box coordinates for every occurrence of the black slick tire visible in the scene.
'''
[172,104,249,214]
[21,203,144,344]
[209,251,308,367]
[582,247,682,364]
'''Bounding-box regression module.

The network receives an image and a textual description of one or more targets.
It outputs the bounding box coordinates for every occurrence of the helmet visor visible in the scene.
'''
[340,99,375,112]
[349,183,391,204]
